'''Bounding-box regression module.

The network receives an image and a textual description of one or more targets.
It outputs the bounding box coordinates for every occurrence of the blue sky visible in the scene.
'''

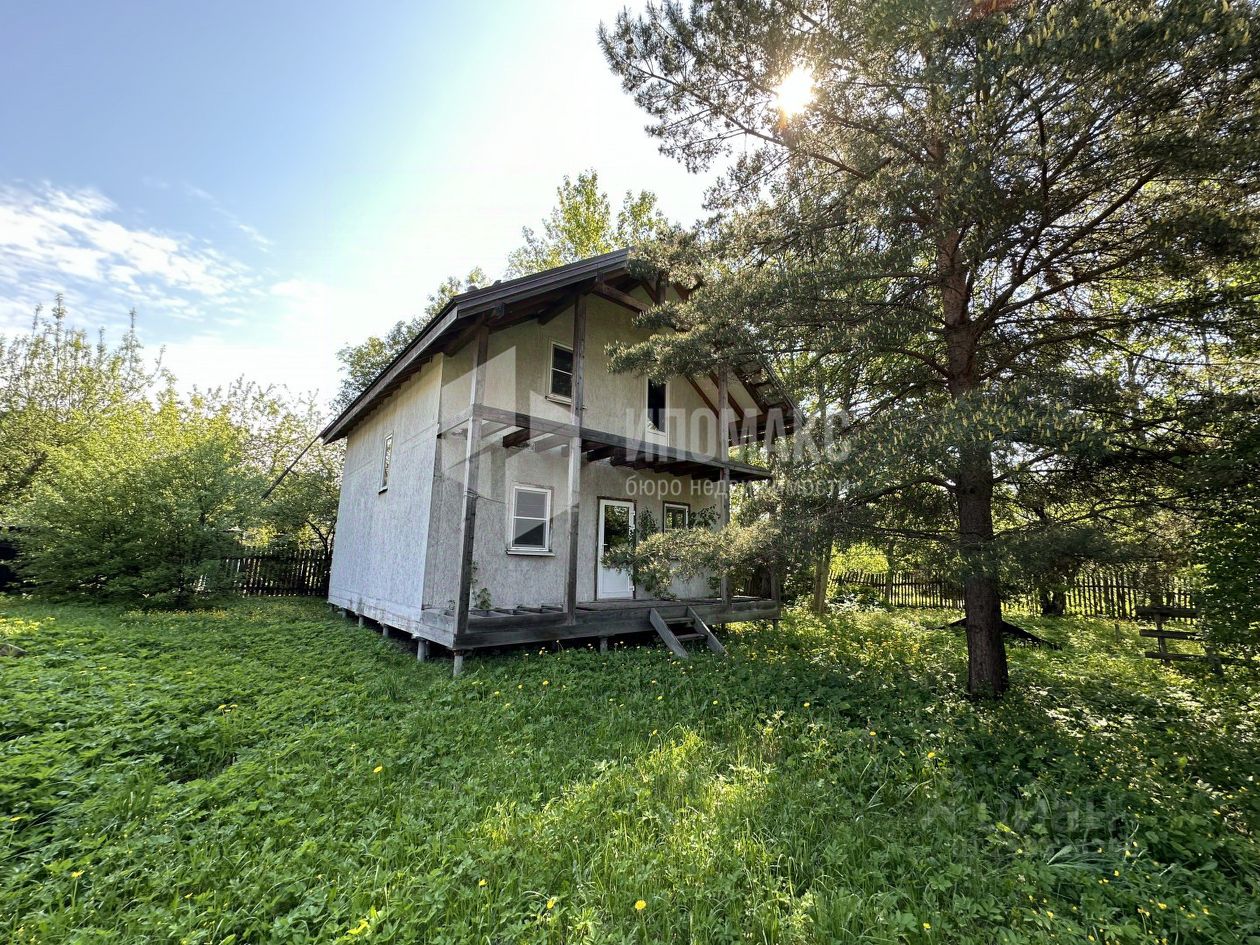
[0,1,709,401]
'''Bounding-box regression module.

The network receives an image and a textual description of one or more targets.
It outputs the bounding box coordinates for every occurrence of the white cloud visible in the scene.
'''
[0,181,260,331]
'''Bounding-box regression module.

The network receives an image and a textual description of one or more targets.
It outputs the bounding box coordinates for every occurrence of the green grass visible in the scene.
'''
[1,599,1256,945]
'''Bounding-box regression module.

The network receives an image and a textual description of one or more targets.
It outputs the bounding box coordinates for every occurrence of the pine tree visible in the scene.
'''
[602,0,1260,695]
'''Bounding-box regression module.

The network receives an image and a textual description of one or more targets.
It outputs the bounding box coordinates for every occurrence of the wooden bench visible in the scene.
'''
[1136,605,1232,677]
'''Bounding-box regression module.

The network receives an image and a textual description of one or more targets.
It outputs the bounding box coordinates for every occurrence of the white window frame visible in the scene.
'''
[508,483,553,555]
[547,342,574,404]
[646,376,668,437]
[379,432,393,493]
[662,501,690,531]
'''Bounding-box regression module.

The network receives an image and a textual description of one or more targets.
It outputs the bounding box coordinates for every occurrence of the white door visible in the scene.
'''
[597,499,635,600]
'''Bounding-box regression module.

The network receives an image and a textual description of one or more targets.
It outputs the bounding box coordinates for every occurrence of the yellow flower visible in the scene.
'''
[372,765,383,774]
[869,730,877,737]
[922,922,931,930]
[478,879,487,887]
[70,870,84,879]
[546,897,557,910]
[635,899,647,911]
[927,751,937,759]
[803,702,811,708]
[543,680,550,686]
[712,699,719,705]
[1157,902,1167,910]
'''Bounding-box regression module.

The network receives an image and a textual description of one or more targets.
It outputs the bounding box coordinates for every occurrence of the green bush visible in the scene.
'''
[1199,480,1260,658]
[19,397,262,606]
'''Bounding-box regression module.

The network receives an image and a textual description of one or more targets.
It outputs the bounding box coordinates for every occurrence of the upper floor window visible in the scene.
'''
[510,484,552,552]
[647,378,667,434]
[379,433,393,492]
[549,344,574,401]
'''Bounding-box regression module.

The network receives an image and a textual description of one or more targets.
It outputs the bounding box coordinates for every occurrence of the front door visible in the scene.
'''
[597,499,635,600]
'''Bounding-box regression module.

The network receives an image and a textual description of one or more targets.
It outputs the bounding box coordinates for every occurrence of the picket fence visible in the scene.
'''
[835,569,1198,620]
[217,549,331,597]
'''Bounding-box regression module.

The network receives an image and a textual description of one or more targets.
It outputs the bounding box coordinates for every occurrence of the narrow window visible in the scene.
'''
[510,485,551,551]
[647,378,667,433]
[663,502,689,531]
[379,433,393,491]
[549,344,574,401]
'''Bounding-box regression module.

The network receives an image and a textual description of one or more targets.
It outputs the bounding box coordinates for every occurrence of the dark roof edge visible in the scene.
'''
[319,249,635,442]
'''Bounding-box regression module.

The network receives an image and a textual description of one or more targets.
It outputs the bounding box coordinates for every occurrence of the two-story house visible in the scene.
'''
[320,249,796,672]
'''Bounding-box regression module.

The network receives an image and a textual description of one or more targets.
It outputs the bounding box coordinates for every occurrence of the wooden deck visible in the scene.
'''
[341,595,781,653]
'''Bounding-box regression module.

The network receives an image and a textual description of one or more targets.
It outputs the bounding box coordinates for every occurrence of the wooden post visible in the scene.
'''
[416,638,429,662]
[718,366,732,607]
[452,651,465,677]
[564,294,587,625]
[454,323,490,640]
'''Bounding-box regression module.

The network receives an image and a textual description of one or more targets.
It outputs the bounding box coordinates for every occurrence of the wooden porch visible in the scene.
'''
[339,594,781,671]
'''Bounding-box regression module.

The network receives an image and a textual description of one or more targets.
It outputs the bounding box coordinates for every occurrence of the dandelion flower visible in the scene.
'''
[546,897,557,910]
[372,765,383,774]
[543,680,550,686]
[803,702,811,708]
[927,751,937,759]
[922,922,931,930]
[635,899,647,911]
[478,879,487,887]
[869,730,877,737]
[70,870,83,879]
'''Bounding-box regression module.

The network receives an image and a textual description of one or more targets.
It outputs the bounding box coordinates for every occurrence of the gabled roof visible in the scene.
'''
[319,248,798,443]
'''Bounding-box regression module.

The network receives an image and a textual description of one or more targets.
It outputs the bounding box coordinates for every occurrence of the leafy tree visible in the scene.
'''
[332,269,486,412]
[21,395,262,606]
[602,0,1260,695]
[504,170,672,277]
[200,380,343,551]
[0,298,161,520]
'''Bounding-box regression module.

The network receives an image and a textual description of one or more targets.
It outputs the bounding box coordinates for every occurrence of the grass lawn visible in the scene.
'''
[1,599,1256,944]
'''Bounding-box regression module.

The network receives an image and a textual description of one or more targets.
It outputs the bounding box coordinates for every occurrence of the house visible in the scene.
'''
[319,249,796,672]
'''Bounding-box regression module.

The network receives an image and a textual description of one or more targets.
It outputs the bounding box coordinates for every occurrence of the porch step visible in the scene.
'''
[648,608,728,660]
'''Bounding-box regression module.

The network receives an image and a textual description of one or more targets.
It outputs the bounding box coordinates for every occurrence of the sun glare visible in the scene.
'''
[773,65,814,118]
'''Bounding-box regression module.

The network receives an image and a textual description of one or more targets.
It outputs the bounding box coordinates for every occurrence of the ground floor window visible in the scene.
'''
[510,485,551,552]
[662,501,689,530]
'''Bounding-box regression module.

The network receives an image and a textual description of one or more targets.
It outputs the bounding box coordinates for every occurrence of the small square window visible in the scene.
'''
[550,345,573,401]
[663,502,689,531]
[510,485,551,551]
[379,433,393,491]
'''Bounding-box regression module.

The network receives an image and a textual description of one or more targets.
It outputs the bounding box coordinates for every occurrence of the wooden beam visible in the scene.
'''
[564,294,587,626]
[583,443,617,462]
[454,323,490,639]
[501,426,532,449]
[531,433,569,453]
[592,280,648,313]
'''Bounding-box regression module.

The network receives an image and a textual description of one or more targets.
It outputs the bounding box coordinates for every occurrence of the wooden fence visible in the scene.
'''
[834,569,1198,620]
[216,549,331,597]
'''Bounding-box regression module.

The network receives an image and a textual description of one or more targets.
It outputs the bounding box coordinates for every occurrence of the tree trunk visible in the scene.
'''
[812,542,832,615]
[1038,588,1067,617]
[956,444,1010,698]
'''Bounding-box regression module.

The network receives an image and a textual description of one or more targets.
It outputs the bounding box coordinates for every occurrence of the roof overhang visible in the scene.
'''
[320,248,800,445]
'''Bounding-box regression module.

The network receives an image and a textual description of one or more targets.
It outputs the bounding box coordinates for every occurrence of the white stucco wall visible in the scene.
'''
[436,289,728,457]
[328,362,441,629]
[421,433,719,609]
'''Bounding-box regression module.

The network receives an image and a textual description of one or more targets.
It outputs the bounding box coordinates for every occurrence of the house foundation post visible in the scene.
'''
[417,638,429,662]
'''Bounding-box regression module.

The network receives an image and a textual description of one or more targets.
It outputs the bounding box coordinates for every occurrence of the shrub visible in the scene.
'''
[19,396,262,606]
